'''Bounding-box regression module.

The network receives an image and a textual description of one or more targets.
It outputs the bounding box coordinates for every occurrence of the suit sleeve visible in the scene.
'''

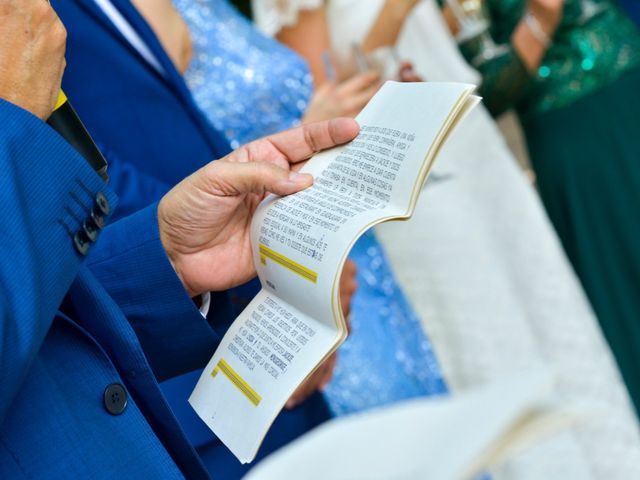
[99,144,173,221]
[85,204,232,381]
[0,99,117,422]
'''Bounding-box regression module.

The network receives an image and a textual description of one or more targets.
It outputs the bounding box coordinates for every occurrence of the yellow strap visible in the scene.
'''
[54,91,68,111]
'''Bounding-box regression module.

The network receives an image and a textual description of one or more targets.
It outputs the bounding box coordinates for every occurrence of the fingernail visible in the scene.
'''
[288,172,312,184]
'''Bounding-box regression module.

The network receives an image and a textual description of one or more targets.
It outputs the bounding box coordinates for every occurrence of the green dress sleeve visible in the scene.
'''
[456,0,537,117]
[441,0,640,117]
[459,37,535,116]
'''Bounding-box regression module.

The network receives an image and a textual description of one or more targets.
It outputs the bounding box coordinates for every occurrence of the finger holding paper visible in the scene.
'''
[190,81,479,463]
[159,118,359,297]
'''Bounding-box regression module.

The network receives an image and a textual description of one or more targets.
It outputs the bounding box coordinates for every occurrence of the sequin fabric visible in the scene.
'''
[175,0,313,149]
[461,0,640,117]
[174,0,448,414]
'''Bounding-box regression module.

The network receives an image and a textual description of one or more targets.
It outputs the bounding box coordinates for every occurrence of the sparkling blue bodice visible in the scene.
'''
[175,0,448,414]
[175,0,313,149]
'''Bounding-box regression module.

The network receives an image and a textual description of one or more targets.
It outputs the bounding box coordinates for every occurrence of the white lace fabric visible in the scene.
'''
[252,0,325,36]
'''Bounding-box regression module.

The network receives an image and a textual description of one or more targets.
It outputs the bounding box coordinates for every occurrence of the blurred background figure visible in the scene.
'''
[620,0,640,25]
[258,0,640,476]
[255,0,640,478]
[440,0,640,420]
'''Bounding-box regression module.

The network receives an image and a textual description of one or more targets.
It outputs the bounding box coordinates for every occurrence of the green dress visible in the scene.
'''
[453,0,640,415]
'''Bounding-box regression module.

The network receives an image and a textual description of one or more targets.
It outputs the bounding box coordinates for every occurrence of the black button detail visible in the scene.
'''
[90,209,105,230]
[73,231,90,256]
[104,383,128,415]
[82,218,99,242]
[94,192,110,217]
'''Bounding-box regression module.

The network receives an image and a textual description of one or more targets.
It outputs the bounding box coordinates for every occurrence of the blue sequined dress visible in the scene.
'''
[174,0,448,415]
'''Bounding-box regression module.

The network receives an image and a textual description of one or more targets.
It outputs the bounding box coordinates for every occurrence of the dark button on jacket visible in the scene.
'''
[104,383,128,415]
[73,231,91,256]
[94,192,111,217]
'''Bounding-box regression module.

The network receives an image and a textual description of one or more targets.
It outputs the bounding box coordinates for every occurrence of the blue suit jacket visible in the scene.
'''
[0,98,330,479]
[51,0,246,324]
[47,2,331,477]
[0,99,218,478]
[52,0,232,222]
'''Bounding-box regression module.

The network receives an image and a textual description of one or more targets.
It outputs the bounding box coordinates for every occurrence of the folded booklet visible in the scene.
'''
[190,81,480,463]
[242,368,580,480]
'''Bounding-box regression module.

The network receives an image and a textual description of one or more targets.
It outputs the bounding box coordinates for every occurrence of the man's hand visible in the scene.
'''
[0,0,67,120]
[285,259,358,409]
[158,118,360,297]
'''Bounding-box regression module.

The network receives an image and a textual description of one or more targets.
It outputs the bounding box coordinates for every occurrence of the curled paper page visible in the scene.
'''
[190,81,479,463]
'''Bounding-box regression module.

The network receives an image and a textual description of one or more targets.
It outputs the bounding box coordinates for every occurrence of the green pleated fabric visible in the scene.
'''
[523,66,640,416]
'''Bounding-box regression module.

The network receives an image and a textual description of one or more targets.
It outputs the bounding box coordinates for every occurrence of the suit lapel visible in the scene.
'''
[107,0,185,89]
[68,0,232,157]
[70,0,167,85]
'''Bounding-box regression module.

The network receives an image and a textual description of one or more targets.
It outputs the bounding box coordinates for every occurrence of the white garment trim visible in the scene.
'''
[252,0,325,37]
[199,292,211,318]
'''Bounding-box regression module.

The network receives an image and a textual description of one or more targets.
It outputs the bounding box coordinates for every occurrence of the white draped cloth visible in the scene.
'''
[252,0,640,477]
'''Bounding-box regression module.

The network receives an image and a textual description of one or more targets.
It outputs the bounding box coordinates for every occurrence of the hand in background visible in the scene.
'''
[398,61,423,82]
[528,0,565,35]
[286,259,358,409]
[340,259,358,321]
[0,0,67,120]
[302,72,381,123]
[158,118,360,297]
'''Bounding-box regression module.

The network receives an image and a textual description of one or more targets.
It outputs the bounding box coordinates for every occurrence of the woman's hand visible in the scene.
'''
[302,72,381,123]
[513,0,564,71]
[285,259,358,409]
[528,0,565,36]
[339,259,358,321]
[398,61,423,82]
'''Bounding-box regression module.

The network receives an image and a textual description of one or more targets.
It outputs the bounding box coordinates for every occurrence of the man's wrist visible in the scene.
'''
[157,198,198,297]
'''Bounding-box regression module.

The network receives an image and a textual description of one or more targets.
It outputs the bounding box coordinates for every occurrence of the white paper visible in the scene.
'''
[190,82,478,463]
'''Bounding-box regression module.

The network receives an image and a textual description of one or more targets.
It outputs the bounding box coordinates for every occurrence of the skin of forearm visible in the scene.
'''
[361,0,419,52]
[276,6,332,85]
[442,5,461,37]
[511,20,549,72]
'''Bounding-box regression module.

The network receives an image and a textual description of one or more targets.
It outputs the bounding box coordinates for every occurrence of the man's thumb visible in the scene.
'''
[209,161,314,197]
